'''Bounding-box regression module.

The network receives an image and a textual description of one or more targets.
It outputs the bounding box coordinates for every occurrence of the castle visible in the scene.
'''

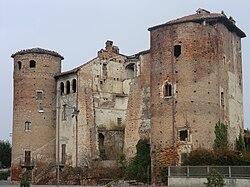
[11,9,245,184]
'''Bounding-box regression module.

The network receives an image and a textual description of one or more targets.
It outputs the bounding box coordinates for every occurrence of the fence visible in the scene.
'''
[168,166,250,178]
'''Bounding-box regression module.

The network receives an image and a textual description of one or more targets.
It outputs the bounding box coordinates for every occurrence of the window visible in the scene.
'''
[103,64,107,76]
[66,81,70,94]
[17,61,22,70]
[36,91,43,100]
[221,92,224,108]
[179,130,188,141]
[25,121,31,131]
[29,60,36,68]
[117,118,122,126]
[60,82,64,95]
[72,79,77,93]
[61,144,66,164]
[62,104,66,120]
[174,45,181,58]
[25,151,31,164]
[98,133,105,160]
[163,82,172,97]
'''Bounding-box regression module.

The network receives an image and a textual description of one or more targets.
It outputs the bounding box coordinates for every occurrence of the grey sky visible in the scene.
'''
[1,0,250,141]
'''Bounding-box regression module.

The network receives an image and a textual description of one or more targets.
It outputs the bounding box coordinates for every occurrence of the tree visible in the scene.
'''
[125,139,151,183]
[236,134,246,152]
[0,140,11,168]
[204,169,225,187]
[213,122,228,151]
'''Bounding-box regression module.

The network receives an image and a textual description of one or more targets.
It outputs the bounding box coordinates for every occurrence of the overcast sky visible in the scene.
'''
[1,0,250,141]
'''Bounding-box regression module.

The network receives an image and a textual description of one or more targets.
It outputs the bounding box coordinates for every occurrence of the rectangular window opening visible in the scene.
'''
[62,144,66,164]
[174,45,181,58]
[179,130,188,141]
[117,118,122,126]
[36,91,43,100]
[24,151,31,164]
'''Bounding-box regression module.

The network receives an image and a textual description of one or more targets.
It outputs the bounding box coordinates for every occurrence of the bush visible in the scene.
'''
[183,149,250,166]
[0,170,10,180]
[183,149,216,165]
[125,139,151,183]
[213,122,228,151]
[204,169,225,187]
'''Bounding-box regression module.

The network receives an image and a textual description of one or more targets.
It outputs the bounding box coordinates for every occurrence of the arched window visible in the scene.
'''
[163,82,172,97]
[72,79,77,93]
[98,133,105,160]
[17,61,22,70]
[30,60,36,68]
[60,82,65,95]
[66,81,70,94]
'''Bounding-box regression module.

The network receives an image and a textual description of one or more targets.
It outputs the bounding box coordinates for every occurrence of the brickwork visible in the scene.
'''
[149,10,245,184]
[11,9,245,186]
[11,50,63,182]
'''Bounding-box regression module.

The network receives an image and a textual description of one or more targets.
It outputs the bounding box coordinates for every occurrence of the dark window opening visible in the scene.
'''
[103,64,107,76]
[17,61,22,70]
[72,79,77,93]
[117,118,122,126]
[60,82,64,95]
[221,92,224,108]
[98,133,105,160]
[62,144,66,164]
[125,63,135,79]
[179,130,188,141]
[25,151,31,165]
[62,105,66,120]
[164,82,172,97]
[36,91,43,100]
[174,45,181,58]
[25,121,31,131]
[30,60,36,68]
[66,81,70,94]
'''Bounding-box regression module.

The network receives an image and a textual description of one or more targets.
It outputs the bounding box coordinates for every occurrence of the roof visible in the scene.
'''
[148,9,246,38]
[11,48,64,60]
[55,57,97,78]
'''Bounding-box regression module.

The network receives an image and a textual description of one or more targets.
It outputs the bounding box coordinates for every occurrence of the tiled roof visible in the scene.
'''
[148,9,246,38]
[11,48,64,59]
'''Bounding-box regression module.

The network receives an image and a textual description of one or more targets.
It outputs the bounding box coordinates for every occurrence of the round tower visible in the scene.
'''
[11,48,63,182]
[148,9,245,184]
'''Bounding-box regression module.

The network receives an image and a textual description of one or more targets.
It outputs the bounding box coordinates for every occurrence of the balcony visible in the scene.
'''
[20,158,35,170]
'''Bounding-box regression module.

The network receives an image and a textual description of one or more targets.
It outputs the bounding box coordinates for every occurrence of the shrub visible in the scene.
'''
[125,139,151,183]
[213,122,228,151]
[204,169,225,187]
[183,149,216,165]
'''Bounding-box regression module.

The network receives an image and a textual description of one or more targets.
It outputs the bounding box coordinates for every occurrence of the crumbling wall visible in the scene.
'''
[124,52,151,158]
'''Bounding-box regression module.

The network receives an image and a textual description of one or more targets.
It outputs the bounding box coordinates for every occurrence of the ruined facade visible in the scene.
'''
[11,9,245,184]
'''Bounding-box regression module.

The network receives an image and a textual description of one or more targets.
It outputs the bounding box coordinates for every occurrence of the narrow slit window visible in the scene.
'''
[221,92,224,108]
[17,61,22,70]
[174,45,181,58]
[61,144,66,164]
[62,104,66,120]
[66,81,70,94]
[60,82,64,95]
[72,79,77,93]
[30,60,36,68]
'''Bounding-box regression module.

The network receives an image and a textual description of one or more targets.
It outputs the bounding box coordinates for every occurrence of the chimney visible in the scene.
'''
[105,40,113,51]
